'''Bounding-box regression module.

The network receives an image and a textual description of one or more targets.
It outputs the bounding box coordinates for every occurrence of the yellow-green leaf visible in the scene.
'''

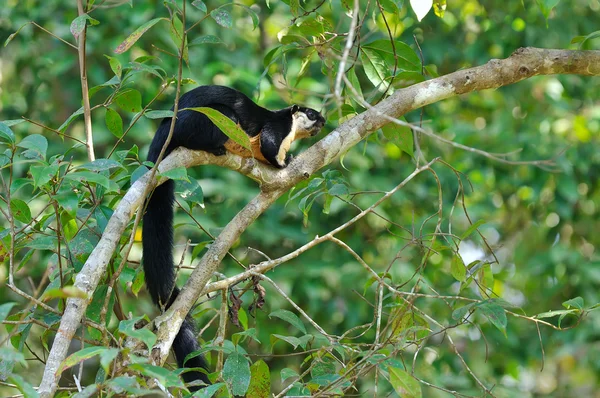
[388,366,422,398]
[114,18,166,54]
[185,107,251,150]
[247,360,270,398]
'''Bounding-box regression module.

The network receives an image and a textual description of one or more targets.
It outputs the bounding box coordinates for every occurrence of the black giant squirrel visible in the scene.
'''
[142,85,325,388]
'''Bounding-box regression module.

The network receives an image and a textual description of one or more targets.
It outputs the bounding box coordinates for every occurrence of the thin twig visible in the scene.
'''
[76,0,95,161]
[334,0,360,100]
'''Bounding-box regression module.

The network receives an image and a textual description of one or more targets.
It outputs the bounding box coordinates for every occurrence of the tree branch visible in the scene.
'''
[151,48,600,367]
[76,0,95,161]
[38,48,600,395]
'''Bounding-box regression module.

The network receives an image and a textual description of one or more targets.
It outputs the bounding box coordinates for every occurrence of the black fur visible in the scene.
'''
[142,85,323,390]
[146,85,304,168]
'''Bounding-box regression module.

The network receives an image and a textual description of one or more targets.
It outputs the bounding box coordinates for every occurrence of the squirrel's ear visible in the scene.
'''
[291,104,299,114]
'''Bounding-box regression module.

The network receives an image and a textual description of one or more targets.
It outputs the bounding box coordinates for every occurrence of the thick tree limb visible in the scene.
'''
[151,48,600,366]
[38,48,600,396]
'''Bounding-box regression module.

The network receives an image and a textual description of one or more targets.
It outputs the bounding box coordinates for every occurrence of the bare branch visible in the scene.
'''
[75,0,95,161]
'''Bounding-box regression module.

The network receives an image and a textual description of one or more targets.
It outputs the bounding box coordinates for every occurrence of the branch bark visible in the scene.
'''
[76,0,95,161]
[38,48,600,396]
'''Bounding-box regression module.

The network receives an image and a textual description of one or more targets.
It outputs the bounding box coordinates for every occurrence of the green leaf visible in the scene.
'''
[8,374,39,398]
[79,158,123,171]
[536,309,578,319]
[289,0,300,16]
[4,22,32,47]
[86,285,113,327]
[70,14,99,38]
[360,48,390,91]
[10,178,31,195]
[379,0,400,13]
[24,236,57,250]
[191,240,211,259]
[562,297,584,310]
[58,107,84,132]
[0,346,26,366]
[189,35,225,46]
[362,40,422,72]
[144,110,175,119]
[460,219,486,240]
[247,360,270,398]
[42,286,88,301]
[89,76,120,99]
[10,199,31,224]
[388,366,422,398]
[536,0,561,22]
[17,134,48,160]
[0,122,16,144]
[106,376,149,394]
[128,363,184,388]
[59,346,107,374]
[64,171,112,190]
[382,122,414,157]
[185,107,251,150]
[450,254,466,282]
[210,9,232,28]
[60,212,78,241]
[115,89,142,113]
[125,62,165,79]
[311,375,345,392]
[160,167,189,182]
[238,307,249,330]
[222,353,251,396]
[105,55,122,79]
[328,183,349,196]
[477,301,507,336]
[451,302,476,320]
[0,302,16,323]
[271,334,301,349]
[269,309,307,334]
[119,317,156,349]
[131,268,145,297]
[234,4,259,30]
[280,367,299,382]
[191,382,226,397]
[311,360,336,378]
[1,119,25,127]
[477,263,494,297]
[169,15,188,62]
[115,17,166,54]
[175,178,204,207]
[232,328,261,346]
[72,384,98,398]
[131,165,148,184]
[571,30,600,47]
[105,108,124,138]
[30,164,58,188]
[394,71,426,88]
[345,67,363,99]
[191,0,207,12]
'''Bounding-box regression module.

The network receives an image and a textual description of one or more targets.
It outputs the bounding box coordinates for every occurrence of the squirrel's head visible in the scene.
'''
[290,105,326,138]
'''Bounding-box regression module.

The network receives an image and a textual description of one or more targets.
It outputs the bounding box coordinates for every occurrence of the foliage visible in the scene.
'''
[1,0,599,397]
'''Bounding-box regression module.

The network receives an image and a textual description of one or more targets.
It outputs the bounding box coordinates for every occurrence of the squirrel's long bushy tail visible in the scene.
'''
[142,121,210,389]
